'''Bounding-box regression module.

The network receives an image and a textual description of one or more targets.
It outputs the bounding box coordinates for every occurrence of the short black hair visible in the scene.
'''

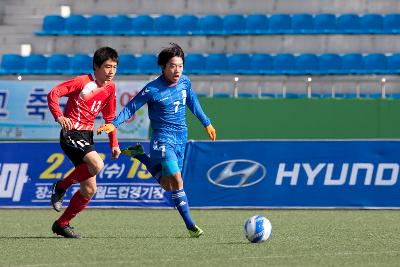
[93,47,119,70]
[157,43,184,68]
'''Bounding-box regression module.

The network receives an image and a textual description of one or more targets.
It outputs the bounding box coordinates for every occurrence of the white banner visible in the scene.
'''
[0,80,150,140]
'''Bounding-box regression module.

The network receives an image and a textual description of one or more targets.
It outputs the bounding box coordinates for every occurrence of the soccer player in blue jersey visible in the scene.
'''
[97,43,216,237]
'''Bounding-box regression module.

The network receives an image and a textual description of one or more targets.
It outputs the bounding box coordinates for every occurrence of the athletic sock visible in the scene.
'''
[171,189,195,230]
[57,164,92,191]
[136,154,162,182]
[57,191,90,227]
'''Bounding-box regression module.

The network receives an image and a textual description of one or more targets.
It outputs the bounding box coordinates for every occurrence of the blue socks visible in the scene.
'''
[135,154,162,182]
[172,189,195,230]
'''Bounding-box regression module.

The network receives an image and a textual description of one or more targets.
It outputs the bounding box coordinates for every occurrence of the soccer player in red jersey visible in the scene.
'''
[47,47,121,238]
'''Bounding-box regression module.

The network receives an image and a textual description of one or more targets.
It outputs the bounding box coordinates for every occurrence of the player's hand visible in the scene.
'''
[111,146,121,160]
[205,124,216,141]
[97,123,115,135]
[57,116,73,131]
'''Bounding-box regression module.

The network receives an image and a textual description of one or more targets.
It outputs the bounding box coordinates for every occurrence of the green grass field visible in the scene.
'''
[1,209,400,267]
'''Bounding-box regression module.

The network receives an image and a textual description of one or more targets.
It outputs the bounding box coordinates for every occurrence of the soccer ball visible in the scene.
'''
[243,215,272,243]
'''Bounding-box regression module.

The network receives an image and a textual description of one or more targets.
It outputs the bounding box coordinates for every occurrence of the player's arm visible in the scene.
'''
[185,80,216,141]
[47,78,81,131]
[97,87,149,134]
[100,87,121,160]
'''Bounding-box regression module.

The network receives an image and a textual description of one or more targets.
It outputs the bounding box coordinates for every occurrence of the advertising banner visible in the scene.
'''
[0,80,150,140]
[0,141,172,208]
[183,140,400,208]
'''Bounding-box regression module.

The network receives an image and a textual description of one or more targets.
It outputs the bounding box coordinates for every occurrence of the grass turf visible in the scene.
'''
[0,209,399,267]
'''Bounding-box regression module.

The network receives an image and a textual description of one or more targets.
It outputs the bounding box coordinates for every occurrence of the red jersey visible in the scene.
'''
[47,74,118,147]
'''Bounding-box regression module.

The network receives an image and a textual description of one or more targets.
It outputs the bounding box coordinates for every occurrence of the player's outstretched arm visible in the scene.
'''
[96,123,116,135]
[205,124,216,141]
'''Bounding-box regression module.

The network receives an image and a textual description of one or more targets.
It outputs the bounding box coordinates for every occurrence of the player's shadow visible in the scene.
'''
[84,235,188,239]
[0,236,57,239]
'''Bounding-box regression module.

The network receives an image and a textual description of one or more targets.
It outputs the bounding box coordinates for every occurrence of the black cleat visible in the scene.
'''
[51,181,66,212]
[52,221,81,238]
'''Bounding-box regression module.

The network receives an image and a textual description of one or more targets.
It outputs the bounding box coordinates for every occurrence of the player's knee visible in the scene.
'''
[160,178,172,192]
[170,174,183,191]
[90,160,104,175]
[81,185,97,198]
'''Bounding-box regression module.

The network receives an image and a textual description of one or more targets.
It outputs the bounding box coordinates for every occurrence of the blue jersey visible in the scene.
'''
[112,74,210,142]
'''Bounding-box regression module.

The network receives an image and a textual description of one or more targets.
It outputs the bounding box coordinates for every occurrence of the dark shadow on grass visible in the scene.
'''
[0,236,58,239]
[0,235,194,239]
[82,236,188,239]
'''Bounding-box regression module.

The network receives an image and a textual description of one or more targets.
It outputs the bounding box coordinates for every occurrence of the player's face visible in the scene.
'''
[163,56,183,84]
[94,59,118,85]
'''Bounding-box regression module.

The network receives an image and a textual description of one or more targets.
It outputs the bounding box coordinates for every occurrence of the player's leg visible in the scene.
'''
[52,176,96,238]
[121,143,162,181]
[52,151,103,238]
[161,160,203,237]
[51,130,97,211]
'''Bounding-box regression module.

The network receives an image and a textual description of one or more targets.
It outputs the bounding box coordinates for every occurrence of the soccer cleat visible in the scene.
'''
[188,225,204,238]
[52,221,81,238]
[121,144,145,158]
[51,181,66,212]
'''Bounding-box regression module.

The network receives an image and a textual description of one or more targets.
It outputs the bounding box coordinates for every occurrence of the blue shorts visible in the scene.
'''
[150,139,186,176]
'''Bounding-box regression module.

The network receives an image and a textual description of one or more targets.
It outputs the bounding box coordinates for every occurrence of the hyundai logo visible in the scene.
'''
[207,159,266,188]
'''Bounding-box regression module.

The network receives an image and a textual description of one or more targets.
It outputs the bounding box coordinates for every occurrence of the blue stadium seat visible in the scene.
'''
[223,14,246,34]
[360,14,383,33]
[387,53,400,74]
[314,13,337,33]
[318,53,342,74]
[250,54,273,74]
[199,15,223,34]
[295,54,319,74]
[39,15,65,35]
[291,14,314,33]
[87,15,111,35]
[132,15,154,35]
[205,54,228,73]
[335,93,357,99]
[227,54,251,74]
[70,54,92,74]
[238,92,257,98]
[337,14,360,33]
[386,93,400,99]
[176,15,199,35]
[24,54,47,74]
[363,53,387,74]
[65,15,88,35]
[383,14,400,33]
[110,15,132,35]
[154,15,176,35]
[273,53,296,74]
[341,53,364,74]
[245,14,269,34]
[137,54,158,74]
[184,54,206,74]
[47,54,70,74]
[0,54,25,74]
[269,14,291,33]
[118,54,137,74]
[213,92,231,98]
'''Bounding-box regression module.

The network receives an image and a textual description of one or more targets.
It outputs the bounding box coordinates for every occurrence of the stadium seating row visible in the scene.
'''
[1,53,399,75]
[37,13,400,36]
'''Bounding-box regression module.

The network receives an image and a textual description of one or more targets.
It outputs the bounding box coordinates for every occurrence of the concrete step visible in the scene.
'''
[25,35,400,55]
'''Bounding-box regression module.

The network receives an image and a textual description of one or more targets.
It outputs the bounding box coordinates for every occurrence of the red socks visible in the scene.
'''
[57,191,90,227]
[57,164,92,191]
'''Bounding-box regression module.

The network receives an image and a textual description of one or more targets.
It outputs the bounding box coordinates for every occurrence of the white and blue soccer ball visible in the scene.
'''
[243,215,272,243]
